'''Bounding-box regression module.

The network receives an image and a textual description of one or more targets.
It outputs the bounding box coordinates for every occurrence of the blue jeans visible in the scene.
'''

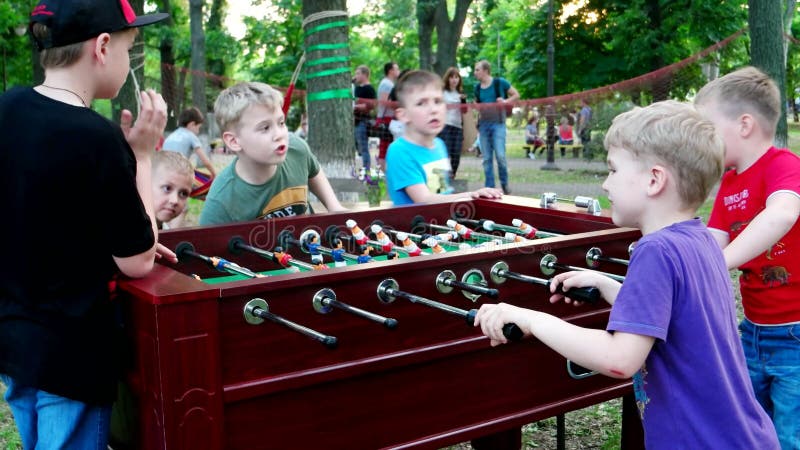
[477,121,508,188]
[354,121,370,169]
[1,374,111,450]
[739,319,800,449]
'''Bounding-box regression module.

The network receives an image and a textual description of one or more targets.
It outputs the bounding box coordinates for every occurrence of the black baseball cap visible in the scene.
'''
[30,0,169,50]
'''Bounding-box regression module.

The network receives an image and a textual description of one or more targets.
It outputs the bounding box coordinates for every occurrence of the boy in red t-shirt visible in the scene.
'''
[696,66,800,449]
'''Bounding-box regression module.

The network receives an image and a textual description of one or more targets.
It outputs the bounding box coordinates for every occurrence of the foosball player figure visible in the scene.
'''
[306,234,324,265]
[435,230,459,242]
[331,238,347,267]
[272,246,294,268]
[312,260,329,270]
[422,237,446,254]
[396,232,422,256]
[512,218,537,239]
[446,219,473,239]
[356,244,373,264]
[346,219,369,245]
[503,232,526,243]
[386,250,399,260]
[371,224,394,252]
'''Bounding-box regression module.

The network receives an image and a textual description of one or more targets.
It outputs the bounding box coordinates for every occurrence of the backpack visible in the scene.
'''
[474,78,513,116]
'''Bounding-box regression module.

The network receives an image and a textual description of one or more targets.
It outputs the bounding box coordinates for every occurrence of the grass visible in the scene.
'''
[2,123,799,450]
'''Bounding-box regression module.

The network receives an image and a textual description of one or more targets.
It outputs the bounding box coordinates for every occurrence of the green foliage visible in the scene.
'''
[0,0,34,90]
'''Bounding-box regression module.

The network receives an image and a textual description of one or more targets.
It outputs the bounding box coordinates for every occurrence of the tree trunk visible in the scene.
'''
[189,0,207,114]
[302,0,354,198]
[207,0,226,90]
[417,0,437,71]
[157,0,178,130]
[112,0,145,123]
[432,0,472,75]
[749,0,787,146]
[416,0,472,75]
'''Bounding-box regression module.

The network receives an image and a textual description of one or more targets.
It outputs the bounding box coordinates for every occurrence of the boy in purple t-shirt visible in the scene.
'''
[474,101,778,449]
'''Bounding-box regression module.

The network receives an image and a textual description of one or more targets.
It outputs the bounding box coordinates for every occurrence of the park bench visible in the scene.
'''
[523,144,584,158]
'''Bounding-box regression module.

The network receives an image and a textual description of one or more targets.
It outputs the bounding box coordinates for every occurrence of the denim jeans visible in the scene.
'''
[477,121,508,188]
[354,121,370,169]
[1,374,111,450]
[739,319,800,449]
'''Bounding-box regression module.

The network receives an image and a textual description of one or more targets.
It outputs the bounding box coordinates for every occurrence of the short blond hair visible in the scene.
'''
[694,66,780,135]
[153,150,194,179]
[604,100,724,210]
[394,70,443,107]
[214,81,284,132]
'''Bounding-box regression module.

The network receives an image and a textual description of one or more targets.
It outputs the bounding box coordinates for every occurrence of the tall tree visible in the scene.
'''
[749,0,787,146]
[112,0,145,122]
[416,0,473,75]
[189,0,207,113]
[155,0,178,129]
[302,0,354,180]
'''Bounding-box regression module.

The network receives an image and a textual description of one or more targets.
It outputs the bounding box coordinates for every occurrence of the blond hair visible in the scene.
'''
[694,66,780,134]
[153,150,194,179]
[394,70,443,107]
[604,100,724,210]
[214,81,284,132]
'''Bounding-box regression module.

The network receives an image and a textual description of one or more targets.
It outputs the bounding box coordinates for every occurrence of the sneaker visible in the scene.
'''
[502,184,511,195]
[528,152,536,160]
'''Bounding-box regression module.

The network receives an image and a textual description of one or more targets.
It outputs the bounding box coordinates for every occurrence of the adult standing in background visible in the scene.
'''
[578,98,593,148]
[353,65,376,169]
[439,67,466,180]
[473,59,519,195]
[376,61,400,169]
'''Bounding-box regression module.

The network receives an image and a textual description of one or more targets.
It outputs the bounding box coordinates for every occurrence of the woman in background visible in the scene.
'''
[439,67,466,180]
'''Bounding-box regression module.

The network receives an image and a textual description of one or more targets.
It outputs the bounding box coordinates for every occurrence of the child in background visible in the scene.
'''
[385,70,502,205]
[0,1,173,448]
[199,82,345,225]
[152,151,194,229]
[473,101,778,449]
[162,106,216,178]
[695,66,800,449]
[524,114,544,158]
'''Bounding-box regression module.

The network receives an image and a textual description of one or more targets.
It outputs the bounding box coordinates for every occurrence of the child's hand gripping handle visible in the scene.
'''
[547,280,601,304]
[466,309,524,341]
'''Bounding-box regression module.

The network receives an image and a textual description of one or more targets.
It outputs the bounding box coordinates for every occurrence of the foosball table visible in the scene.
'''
[115,196,643,449]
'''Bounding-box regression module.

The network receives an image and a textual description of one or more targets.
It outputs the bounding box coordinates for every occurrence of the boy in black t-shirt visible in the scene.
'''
[0,1,173,448]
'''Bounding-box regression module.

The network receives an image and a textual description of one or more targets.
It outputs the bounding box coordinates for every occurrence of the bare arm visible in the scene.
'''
[403,183,503,204]
[309,171,347,212]
[474,303,654,378]
[722,192,800,269]
[114,90,176,277]
[505,85,520,102]
[194,146,216,177]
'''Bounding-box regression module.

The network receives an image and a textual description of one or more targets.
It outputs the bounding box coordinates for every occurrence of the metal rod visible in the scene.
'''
[318,293,398,329]
[232,238,313,271]
[244,299,337,348]
[541,254,626,283]
[436,270,499,298]
[377,279,522,340]
[490,262,601,304]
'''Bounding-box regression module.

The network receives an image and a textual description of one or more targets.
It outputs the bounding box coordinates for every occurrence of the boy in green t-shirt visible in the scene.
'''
[199,82,345,225]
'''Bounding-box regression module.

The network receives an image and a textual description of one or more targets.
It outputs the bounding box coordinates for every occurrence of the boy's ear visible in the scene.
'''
[739,113,756,137]
[647,164,668,197]
[222,131,243,153]
[92,33,112,64]
[395,106,409,124]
